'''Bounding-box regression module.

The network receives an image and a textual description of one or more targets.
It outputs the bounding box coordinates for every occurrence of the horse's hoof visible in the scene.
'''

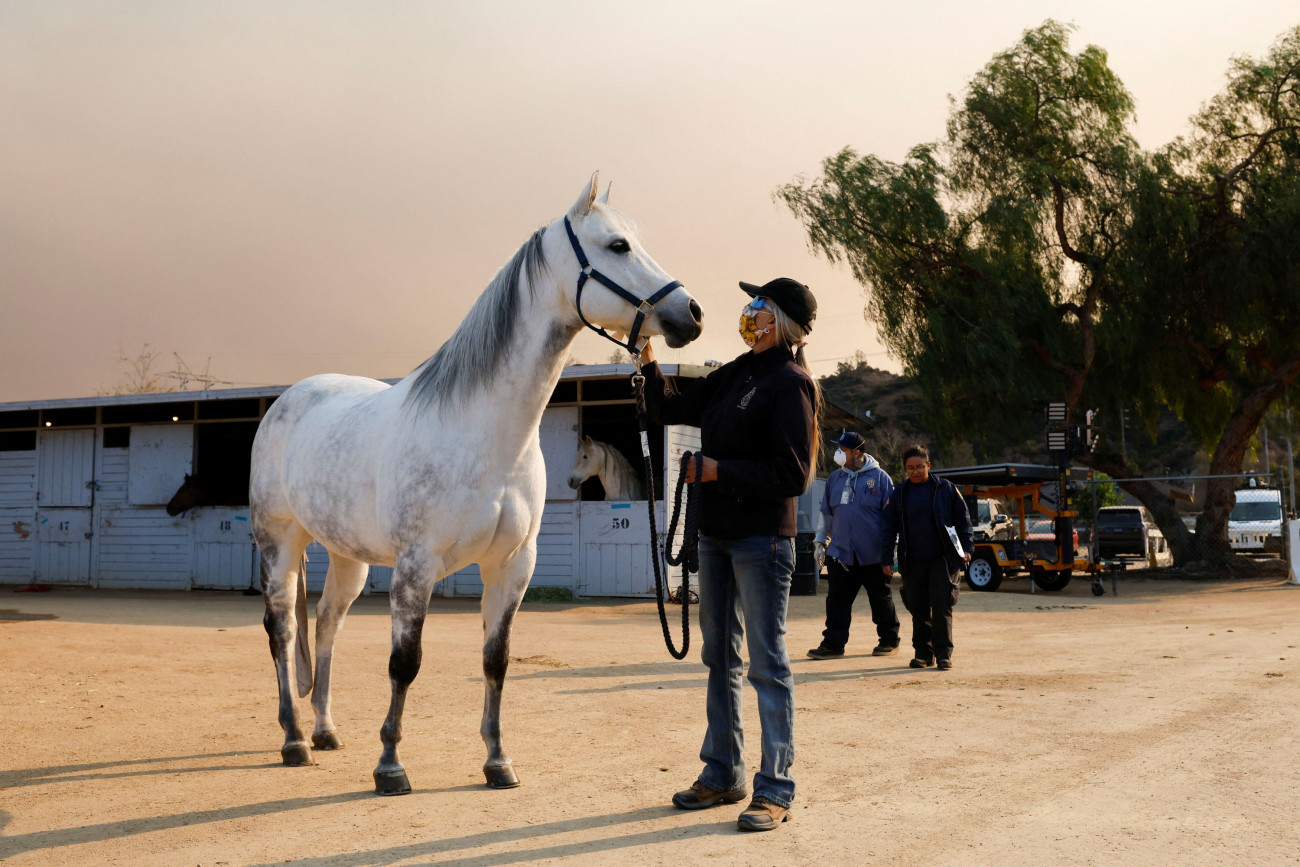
[374,769,412,796]
[484,764,520,789]
[281,744,314,766]
[312,730,343,750]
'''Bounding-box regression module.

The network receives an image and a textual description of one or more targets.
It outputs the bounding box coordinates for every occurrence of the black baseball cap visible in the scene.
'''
[739,277,817,332]
[832,430,866,451]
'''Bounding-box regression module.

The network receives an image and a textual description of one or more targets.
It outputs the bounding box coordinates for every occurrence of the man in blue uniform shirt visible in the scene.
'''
[807,431,900,659]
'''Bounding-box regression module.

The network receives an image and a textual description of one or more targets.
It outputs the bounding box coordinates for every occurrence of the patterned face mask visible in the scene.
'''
[739,297,769,347]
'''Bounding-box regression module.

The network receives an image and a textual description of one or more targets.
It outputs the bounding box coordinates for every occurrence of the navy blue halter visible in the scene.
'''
[564,216,683,354]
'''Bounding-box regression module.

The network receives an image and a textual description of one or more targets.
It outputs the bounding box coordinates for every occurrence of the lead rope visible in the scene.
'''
[664,450,702,586]
[632,368,693,660]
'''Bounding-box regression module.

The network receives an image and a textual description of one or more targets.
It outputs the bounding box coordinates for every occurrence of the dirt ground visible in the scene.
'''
[2,572,1298,866]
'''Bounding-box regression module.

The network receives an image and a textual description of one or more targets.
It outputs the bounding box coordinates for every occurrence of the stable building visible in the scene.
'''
[0,365,719,597]
[1,363,845,597]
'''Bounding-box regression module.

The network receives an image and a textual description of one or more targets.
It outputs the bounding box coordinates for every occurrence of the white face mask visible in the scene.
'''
[833,448,847,467]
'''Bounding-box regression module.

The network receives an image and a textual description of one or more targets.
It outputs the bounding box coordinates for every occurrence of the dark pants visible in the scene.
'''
[820,558,899,652]
[901,556,959,662]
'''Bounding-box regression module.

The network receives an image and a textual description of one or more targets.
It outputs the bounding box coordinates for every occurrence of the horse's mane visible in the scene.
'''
[596,440,634,473]
[405,228,549,412]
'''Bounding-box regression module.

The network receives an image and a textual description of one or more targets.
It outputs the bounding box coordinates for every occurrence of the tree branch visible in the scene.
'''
[1222,124,1300,186]
[1048,174,1105,271]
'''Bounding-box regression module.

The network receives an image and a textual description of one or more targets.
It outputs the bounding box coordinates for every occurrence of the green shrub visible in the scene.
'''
[522,586,574,603]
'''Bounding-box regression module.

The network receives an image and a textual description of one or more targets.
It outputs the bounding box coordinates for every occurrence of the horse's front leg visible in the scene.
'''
[478,543,536,789]
[373,549,440,796]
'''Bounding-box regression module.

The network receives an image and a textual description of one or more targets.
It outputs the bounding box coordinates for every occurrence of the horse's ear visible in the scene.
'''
[597,181,612,206]
[568,172,599,219]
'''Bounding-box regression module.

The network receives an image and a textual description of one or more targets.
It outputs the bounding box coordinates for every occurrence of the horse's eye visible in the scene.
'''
[608,239,630,254]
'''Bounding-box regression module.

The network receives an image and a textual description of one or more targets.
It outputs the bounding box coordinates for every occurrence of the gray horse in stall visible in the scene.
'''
[567,436,645,500]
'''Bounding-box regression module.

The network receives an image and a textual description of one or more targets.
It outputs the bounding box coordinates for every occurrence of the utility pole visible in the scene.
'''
[1287,394,1296,517]
[1263,419,1270,481]
[1118,401,1127,461]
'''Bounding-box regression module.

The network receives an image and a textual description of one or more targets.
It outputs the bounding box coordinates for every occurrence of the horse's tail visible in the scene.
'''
[294,554,313,697]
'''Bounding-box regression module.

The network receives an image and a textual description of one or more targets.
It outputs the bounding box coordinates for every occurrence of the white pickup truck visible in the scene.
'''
[1228,487,1285,552]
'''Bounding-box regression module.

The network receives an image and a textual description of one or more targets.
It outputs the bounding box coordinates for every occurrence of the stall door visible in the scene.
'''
[192,507,256,589]
[539,405,580,502]
[128,425,193,505]
[35,429,95,583]
[0,449,37,581]
[577,501,659,597]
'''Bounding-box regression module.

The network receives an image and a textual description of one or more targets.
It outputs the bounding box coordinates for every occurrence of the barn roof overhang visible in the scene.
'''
[820,397,875,435]
[0,364,708,413]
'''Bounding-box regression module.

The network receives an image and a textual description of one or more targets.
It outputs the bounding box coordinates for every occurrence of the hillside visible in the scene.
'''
[817,357,939,475]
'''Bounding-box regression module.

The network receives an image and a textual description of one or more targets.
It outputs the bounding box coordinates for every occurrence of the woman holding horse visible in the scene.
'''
[638,277,819,832]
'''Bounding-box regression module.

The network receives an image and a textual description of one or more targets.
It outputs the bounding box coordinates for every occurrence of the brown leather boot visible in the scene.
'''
[737,796,789,831]
[671,780,748,810]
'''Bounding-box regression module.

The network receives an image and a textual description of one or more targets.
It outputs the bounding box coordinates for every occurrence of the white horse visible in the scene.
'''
[567,436,646,500]
[249,174,701,795]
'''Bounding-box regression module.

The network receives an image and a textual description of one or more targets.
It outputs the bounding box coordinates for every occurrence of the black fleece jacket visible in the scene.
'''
[881,473,974,578]
[642,344,816,539]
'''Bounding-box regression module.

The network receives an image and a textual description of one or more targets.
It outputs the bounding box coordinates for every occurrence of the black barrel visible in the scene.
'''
[792,531,819,596]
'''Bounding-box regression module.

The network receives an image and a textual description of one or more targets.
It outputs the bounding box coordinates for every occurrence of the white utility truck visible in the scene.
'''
[1228,484,1285,553]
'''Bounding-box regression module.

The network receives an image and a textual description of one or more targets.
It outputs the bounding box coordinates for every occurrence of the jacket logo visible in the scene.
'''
[738,387,756,409]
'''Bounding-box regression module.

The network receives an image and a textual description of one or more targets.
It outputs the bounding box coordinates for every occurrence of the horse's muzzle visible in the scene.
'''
[660,298,704,348]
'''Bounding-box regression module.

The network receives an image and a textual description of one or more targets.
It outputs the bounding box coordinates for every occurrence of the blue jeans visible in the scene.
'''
[695,534,796,807]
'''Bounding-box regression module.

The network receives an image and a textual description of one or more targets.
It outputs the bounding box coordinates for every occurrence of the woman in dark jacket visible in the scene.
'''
[638,277,818,832]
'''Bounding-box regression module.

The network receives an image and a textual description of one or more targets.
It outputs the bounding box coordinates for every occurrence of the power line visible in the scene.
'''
[811,351,893,362]
[193,350,435,358]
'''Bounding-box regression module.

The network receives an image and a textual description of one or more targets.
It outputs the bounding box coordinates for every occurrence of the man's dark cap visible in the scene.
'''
[832,430,866,451]
[738,277,817,331]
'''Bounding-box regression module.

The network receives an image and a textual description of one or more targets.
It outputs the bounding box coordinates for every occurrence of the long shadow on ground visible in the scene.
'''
[244,805,738,867]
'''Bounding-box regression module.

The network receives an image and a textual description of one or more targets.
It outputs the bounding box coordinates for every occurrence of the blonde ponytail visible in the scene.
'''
[770,304,822,486]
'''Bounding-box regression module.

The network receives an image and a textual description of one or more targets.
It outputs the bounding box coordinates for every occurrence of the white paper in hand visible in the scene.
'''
[945,525,965,558]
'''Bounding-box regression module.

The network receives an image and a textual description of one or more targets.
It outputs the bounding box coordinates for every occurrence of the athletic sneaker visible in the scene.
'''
[807,645,844,659]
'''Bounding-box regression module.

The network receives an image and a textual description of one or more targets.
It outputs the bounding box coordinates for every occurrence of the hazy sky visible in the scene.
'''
[2,1,1296,403]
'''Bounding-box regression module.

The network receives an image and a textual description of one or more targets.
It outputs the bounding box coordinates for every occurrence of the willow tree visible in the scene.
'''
[779,21,1300,567]
[1104,25,1300,560]
[778,22,1166,529]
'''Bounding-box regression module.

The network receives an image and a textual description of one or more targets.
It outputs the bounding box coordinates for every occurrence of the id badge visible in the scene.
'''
[840,486,851,505]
